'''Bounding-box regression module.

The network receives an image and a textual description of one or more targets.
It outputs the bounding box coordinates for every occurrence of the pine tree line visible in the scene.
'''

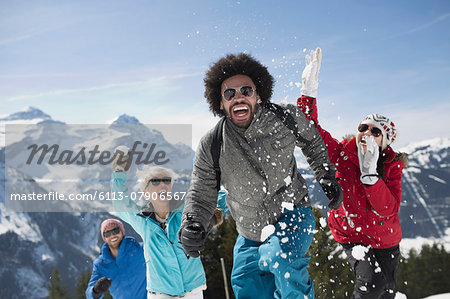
[47,209,449,298]
[46,267,112,299]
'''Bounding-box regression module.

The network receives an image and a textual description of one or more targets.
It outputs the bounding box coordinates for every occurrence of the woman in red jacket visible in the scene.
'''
[297,48,408,299]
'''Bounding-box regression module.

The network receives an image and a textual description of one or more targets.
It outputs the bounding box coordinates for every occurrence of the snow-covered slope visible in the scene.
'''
[398,138,450,238]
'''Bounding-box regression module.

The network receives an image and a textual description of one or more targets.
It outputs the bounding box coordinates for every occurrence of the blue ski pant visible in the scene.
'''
[231,206,315,299]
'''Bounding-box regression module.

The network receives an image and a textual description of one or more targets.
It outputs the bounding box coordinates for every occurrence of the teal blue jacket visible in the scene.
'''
[111,172,227,296]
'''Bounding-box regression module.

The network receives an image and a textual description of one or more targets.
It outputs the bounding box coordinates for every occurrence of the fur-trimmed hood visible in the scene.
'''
[395,152,409,167]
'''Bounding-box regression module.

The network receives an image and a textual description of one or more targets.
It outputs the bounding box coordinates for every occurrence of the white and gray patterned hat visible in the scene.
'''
[360,114,397,150]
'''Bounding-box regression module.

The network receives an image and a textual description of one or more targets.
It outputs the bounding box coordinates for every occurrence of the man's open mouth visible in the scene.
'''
[232,104,250,120]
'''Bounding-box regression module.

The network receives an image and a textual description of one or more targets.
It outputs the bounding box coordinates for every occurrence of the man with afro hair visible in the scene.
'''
[179,53,342,299]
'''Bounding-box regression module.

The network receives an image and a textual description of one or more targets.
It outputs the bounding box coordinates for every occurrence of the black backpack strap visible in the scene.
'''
[211,117,226,191]
[265,102,308,144]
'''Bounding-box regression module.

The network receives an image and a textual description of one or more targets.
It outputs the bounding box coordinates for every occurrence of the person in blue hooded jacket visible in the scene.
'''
[86,218,147,299]
[111,146,227,298]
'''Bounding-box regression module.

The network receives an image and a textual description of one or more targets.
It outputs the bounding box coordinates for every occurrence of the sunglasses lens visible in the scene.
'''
[162,177,172,185]
[150,177,172,186]
[223,88,236,101]
[358,124,382,137]
[223,86,254,101]
[240,86,254,97]
[104,227,120,238]
[358,124,368,132]
[371,128,382,137]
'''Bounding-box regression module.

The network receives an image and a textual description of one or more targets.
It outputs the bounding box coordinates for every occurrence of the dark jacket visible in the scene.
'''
[183,103,335,242]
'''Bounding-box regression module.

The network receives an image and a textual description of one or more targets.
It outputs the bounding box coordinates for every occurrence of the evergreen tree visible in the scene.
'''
[46,267,70,299]
[307,208,353,299]
[397,244,450,299]
[202,215,238,299]
[77,268,113,299]
[73,269,90,299]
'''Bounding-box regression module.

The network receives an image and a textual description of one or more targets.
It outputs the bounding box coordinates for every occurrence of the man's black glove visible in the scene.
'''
[319,177,343,210]
[92,277,112,298]
[179,221,207,258]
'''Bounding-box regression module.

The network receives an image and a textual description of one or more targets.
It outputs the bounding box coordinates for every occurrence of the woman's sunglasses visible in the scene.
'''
[222,85,255,101]
[103,227,121,238]
[358,124,382,137]
[145,177,172,189]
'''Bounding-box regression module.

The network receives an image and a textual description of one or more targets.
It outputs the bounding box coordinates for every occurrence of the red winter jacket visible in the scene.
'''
[297,96,405,249]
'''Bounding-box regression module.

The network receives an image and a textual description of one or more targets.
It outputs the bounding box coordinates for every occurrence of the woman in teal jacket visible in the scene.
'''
[111,150,226,298]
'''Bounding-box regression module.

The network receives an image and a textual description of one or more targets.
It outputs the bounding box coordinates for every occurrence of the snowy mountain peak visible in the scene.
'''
[110,114,142,125]
[0,106,52,122]
[399,137,450,155]
[399,137,450,170]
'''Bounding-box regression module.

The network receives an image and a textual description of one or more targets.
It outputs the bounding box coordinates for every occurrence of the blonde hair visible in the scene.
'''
[138,166,175,191]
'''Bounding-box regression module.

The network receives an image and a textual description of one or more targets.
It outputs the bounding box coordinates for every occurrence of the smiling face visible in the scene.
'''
[104,227,124,250]
[144,176,172,212]
[220,75,259,128]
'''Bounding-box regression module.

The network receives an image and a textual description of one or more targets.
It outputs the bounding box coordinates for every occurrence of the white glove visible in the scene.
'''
[357,136,379,185]
[112,145,131,172]
[301,47,322,98]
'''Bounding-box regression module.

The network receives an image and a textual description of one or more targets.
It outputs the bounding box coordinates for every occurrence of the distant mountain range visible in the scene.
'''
[0,107,448,298]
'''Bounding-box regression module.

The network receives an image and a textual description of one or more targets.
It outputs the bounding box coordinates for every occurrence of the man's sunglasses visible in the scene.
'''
[358,124,382,137]
[222,85,255,101]
[145,177,172,189]
[103,227,121,238]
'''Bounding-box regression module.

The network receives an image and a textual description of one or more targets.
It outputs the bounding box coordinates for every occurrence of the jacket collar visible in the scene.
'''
[101,236,132,262]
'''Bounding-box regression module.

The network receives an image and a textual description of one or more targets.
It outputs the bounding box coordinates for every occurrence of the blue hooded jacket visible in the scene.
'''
[86,236,146,299]
[111,172,227,296]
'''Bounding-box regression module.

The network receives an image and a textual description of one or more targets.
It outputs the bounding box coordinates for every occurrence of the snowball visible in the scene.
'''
[260,225,275,242]
[319,217,327,228]
[395,292,408,299]
[352,245,369,261]
[281,202,294,212]
[284,176,292,186]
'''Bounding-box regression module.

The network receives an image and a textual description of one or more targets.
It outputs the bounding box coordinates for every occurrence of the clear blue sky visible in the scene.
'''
[1,0,449,149]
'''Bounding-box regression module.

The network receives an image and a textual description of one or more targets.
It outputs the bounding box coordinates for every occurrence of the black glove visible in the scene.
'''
[319,177,343,210]
[92,277,112,298]
[179,221,207,258]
